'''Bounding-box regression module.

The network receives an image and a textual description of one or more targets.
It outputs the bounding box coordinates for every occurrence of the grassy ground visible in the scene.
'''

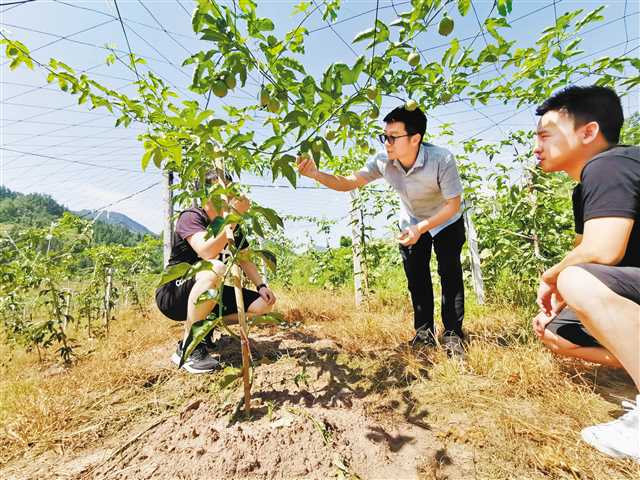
[1,286,638,479]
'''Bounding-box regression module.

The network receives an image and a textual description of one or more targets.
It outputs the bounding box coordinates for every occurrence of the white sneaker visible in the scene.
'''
[581,395,640,463]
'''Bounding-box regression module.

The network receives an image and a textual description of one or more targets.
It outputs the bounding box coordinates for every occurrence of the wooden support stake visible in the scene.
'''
[349,191,366,307]
[163,171,174,268]
[104,267,113,334]
[62,290,71,332]
[217,164,252,415]
[463,209,485,305]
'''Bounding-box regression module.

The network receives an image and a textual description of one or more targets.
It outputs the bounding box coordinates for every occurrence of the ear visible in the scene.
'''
[410,133,422,147]
[581,121,600,144]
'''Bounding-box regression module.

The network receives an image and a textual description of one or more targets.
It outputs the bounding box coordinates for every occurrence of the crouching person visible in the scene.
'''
[532,85,639,462]
[155,174,276,374]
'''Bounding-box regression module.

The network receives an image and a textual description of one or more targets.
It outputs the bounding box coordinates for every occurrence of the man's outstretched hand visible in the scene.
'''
[296,155,318,179]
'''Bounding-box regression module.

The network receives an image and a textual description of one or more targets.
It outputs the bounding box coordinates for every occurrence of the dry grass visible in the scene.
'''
[1,287,639,479]
[0,307,213,468]
[278,288,640,479]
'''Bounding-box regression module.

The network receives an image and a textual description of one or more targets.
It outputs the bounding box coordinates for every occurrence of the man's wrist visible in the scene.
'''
[417,219,430,234]
[541,267,558,284]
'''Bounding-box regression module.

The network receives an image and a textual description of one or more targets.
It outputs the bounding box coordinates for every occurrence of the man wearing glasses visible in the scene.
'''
[297,106,466,355]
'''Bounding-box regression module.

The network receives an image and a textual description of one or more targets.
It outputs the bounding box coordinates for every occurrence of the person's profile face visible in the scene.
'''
[533,109,581,173]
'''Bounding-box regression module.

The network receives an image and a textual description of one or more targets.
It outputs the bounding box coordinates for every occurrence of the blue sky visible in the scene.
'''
[1,0,638,245]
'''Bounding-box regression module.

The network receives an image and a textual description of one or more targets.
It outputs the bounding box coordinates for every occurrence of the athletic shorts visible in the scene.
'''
[155,279,261,321]
[546,263,640,347]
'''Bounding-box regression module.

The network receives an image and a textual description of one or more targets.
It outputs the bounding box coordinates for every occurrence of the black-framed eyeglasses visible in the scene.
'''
[378,133,411,145]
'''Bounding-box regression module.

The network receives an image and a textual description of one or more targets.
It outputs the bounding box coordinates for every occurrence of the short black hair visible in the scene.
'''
[535,85,623,144]
[383,106,427,141]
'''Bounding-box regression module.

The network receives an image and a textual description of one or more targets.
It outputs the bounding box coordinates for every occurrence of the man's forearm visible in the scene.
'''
[543,245,603,283]
[417,202,459,234]
[311,171,357,192]
[200,231,230,260]
[239,260,263,287]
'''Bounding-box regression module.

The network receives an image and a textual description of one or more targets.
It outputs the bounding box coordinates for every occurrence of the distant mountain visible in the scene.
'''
[75,209,154,236]
[0,186,155,246]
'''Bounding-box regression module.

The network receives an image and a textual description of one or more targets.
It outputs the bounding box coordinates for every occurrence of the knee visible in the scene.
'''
[196,270,221,289]
[249,299,273,316]
[557,265,611,314]
[209,259,226,276]
[557,266,592,311]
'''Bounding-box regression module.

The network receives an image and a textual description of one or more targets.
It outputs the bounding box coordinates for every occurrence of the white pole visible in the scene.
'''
[464,209,485,305]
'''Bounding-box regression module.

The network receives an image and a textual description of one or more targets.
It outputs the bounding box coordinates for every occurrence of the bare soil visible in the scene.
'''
[2,330,476,480]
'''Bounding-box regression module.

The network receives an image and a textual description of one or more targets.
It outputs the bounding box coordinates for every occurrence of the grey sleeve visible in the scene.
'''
[438,152,463,199]
[356,154,383,182]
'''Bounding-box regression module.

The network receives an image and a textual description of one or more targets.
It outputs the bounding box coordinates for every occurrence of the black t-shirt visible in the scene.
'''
[572,145,640,267]
[167,207,247,266]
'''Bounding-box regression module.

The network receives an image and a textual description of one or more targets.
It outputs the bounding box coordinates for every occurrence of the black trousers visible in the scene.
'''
[399,216,466,337]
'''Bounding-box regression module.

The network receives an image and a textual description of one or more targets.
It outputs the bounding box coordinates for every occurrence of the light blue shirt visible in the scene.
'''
[357,143,463,237]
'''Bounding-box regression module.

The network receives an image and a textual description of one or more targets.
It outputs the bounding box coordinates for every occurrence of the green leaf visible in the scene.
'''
[457,0,470,16]
[208,216,225,237]
[368,20,390,47]
[293,1,311,15]
[196,288,220,305]
[208,118,228,127]
[251,216,265,237]
[205,214,242,240]
[442,38,459,67]
[279,57,306,74]
[438,15,454,36]
[255,18,275,32]
[218,366,242,389]
[281,162,297,187]
[262,135,285,151]
[575,6,606,30]
[496,0,512,17]
[249,311,284,327]
[253,249,277,272]
[353,27,376,44]
[252,205,283,229]
[141,148,153,171]
[180,318,218,367]
[238,0,256,14]
[152,148,163,169]
[283,110,308,126]
[157,262,191,287]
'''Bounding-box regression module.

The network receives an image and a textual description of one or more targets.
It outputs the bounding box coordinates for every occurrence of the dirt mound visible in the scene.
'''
[91,402,436,479]
[82,332,474,479]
